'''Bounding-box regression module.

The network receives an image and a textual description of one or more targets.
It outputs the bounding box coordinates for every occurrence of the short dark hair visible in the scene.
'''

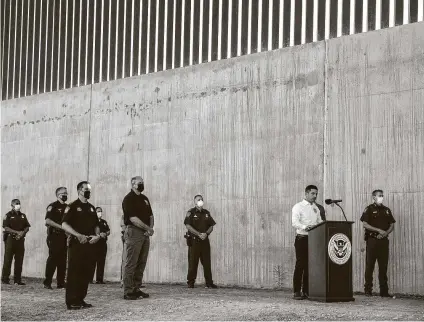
[11,199,20,205]
[194,194,203,200]
[95,207,102,212]
[55,187,67,196]
[77,181,89,191]
[305,185,318,193]
[372,189,383,196]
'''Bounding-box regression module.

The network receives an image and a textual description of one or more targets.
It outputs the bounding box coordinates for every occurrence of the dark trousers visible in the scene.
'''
[1,236,25,283]
[187,238,213,285]
[293,235,308,294]
[123,226,150,295]
[91,241,107,282]
[44,233,67,287]
[365,237,389,294]
[65,240,95,306]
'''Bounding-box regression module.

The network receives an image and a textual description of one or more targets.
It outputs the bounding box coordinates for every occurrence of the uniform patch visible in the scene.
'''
[21,215,24,219]
[194,215,198,218]
[373,211,377,213]
[206,214,209,218]
[77,207,82,212]
[386,210,389,214]
[64,207,70,214]
[91,208,95,212]
[144,200,149,205]
[47,206,53,212]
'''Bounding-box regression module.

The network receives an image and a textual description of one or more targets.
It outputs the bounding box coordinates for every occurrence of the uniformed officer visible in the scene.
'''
[120,215,126,288]
[91,207,110,284]
[61,181,101,310]
[360,189,396,297]
[291,185,324,300]
[1,199,31,285]
[43,187,68,289]
[184,195,217,289]
[122,176,152,300]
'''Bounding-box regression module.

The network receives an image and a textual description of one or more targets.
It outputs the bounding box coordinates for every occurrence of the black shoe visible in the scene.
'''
[293,292,304,300]
[43,284,53,289]
[67,304,82,310]
[124,295,139,300]
[380,293,392,298]
[365,291,373,297]
[302,292,309,299]
[134,290,149,298]
[81,301,93,308]
[57,285,65,289]
[206,283,218,289]
[14,281,26,285]
[2,280,10,285]
[188,283,194,288]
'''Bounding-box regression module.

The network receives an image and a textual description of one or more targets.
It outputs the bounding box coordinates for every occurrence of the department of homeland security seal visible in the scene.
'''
[328,233,352,265]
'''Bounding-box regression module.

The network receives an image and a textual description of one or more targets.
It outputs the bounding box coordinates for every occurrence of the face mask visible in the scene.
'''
[83,191,91,199]
[196,200,204,207]
[14,205,21,211]
[97,212,102,218]
[375,197,383,204]
[137,183,144,192]
[60,195,68,202]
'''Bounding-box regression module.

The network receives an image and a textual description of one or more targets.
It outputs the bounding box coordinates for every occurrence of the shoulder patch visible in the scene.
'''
[3,214,7,220]
[186,211,191,218]
[47,206,53,212]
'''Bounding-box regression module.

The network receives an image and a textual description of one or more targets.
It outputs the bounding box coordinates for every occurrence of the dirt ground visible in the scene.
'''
[1,278,423,321]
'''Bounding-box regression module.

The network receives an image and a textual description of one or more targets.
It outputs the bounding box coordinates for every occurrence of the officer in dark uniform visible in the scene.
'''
[360,189,396,297]
[1,199,31,285]
[43,187,68,289]
[184,195,217,288]
[91,207,110,284]
[61,181,101,310]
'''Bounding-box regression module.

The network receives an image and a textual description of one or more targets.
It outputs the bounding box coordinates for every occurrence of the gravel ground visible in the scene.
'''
[1,278,423,321]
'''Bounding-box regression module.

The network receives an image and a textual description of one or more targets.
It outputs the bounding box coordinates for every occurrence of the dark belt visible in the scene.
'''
[50,228,65,234]
[296,234,308,238]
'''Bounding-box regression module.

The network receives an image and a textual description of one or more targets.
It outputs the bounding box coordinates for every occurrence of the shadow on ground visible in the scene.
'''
[1,278,423,321]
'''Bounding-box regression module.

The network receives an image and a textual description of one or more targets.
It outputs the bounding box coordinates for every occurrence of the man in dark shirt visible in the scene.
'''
[43,187,68,289]
[1,199,30,285]
[91,207,110,284]
[122,176,153,300]
[184,195,217,288]
[61,181,101,310]
[360,189,396,297]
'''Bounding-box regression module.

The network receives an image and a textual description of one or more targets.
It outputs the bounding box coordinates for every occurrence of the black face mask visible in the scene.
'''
[137,183,144,192]
[83,191,91,199]
[60,195,68,202]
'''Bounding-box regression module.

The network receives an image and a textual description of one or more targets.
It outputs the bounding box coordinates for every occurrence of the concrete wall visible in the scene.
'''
[1,22,423,294]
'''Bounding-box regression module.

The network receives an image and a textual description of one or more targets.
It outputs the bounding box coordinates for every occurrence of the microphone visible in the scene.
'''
[325,199,342,205]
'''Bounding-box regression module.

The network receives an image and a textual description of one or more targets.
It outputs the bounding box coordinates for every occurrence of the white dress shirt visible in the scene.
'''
[292,199,323,235]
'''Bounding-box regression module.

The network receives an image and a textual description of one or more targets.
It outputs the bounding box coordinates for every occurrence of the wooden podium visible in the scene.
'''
[308,221,355,302]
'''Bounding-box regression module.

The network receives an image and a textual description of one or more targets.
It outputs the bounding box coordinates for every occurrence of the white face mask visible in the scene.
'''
[196,200,204,208]
[14,205,21,211]
[375,197,384,204]
[97,212,102,218]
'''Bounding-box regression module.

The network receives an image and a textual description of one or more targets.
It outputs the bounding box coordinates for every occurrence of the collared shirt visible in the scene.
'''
[62,199,98,236]
[292,199,323,235]
[122,190,153,227]
[3,210,31,231]
[97,218,110,241]
[45,201,68,235]
[360,203,395,235]
[184,207,216,234]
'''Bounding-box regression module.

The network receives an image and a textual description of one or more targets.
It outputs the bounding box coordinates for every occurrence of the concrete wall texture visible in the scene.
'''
[1,22,423,294]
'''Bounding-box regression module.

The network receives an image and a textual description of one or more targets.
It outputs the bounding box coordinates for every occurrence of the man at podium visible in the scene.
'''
[291,185,324,300]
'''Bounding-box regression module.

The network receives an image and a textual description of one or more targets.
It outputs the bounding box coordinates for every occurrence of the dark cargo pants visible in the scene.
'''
[187,238,213,285]
[364,237,389,294]
[1,236,25,283]
[44,233,67,287]
[123,226,150,296]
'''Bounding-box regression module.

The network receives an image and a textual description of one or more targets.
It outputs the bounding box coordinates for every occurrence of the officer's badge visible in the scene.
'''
[47,206,53,212]
[21,215,24,219]
[77,207,82,212]
[144,200,149,205]
[386,210,389,214]
[206,214,209,218]
[91,208,95,212]
[194,215,198,218]
[373,211,377,213]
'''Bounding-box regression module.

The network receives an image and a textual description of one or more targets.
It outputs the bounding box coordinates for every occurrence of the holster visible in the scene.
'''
[184,232,193,247]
